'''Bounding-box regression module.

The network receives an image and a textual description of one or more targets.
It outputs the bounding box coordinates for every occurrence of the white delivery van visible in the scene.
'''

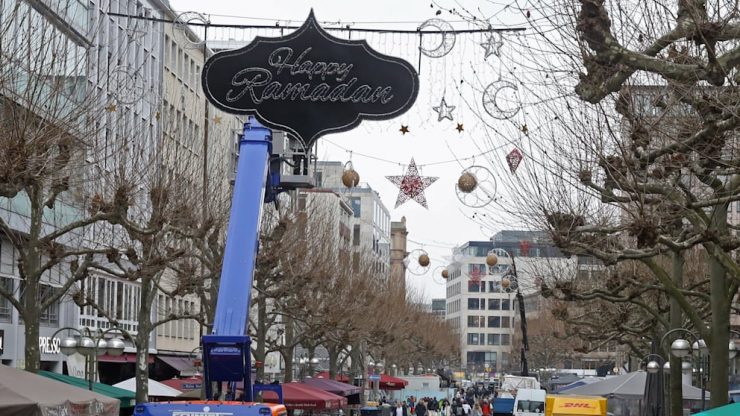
[513,388,546,416]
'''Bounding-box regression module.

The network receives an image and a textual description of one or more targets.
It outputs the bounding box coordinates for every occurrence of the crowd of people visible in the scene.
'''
[390,386,500,416]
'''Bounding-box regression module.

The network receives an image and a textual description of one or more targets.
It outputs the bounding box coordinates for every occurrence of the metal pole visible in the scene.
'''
[701,354,706,411]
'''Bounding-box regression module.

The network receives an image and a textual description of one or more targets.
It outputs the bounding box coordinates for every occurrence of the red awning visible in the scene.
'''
[263,382,348,410]
[160,376,203,392]
[314,372,407,391]
[376,374,408,390]
[97,353,154,364]
[303,377,362,396]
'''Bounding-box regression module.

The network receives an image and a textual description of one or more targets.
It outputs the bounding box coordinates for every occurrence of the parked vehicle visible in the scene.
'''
[513,389,546,416]
[544,395,606,416]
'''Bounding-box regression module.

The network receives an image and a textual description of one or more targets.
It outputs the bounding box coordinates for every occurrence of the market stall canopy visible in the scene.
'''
[693,402,740,416]
[2,365,120,415]
[262,382,348,410]
[561,371,709,400]
[315,372,408,390]
[304,377,362,396]
[113,377,182,397]
[160,376,202,392]
[39,370,134,408]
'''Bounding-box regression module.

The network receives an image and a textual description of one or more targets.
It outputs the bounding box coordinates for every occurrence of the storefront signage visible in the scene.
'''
[202,10,419,150]
[39,336,61,354]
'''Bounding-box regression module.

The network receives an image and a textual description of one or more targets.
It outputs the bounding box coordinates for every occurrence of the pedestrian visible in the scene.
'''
[481,400,490,416]
[428,397,438,416]
[416,400,428,416]
[395,401,408,416]
[472,402,482,416]
[461,400,471,416]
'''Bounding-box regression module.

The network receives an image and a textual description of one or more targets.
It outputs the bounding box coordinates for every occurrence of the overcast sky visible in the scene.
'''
[169,0,527,300]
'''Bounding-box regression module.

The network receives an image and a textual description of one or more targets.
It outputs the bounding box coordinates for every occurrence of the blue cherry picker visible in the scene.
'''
[134,118,308,416]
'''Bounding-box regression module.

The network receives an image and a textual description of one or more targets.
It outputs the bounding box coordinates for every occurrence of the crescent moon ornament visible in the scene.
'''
[111,66,146,105]
[482,80,521,120]
[418,18,456,58]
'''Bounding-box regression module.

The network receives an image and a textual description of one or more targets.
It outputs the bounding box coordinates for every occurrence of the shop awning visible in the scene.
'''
[97,352,154,364]
[157,355,198,376]
[113,377,182,397]
[262,382,348,410]
[303,377,361,396]
[39,371,136,408]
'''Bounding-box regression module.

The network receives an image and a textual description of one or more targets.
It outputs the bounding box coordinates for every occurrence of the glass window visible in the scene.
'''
[488,299,500,310]
[467,333,479,345]
[350,197,361,218]
[0,277,12,323]
[353,224,360,246]
[501,334,510,345]
[502,316,511,328]
[467,316,480,327]
[488,281,501,292]
[502,299,511,310]
[488,316,501,328]
[467,298,480,310]
[488,334,500,345]
[468,280,481,292]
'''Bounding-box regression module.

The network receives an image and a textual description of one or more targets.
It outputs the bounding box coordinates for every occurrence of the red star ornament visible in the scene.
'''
[386,158,438,209]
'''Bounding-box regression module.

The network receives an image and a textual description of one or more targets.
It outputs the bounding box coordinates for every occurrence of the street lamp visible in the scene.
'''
[53,327,128,391]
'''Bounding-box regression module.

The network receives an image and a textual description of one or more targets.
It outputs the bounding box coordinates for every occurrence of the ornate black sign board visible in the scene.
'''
[202,10,420,150]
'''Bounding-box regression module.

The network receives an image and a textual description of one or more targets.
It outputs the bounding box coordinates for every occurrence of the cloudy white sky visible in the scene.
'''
[169,0,529,300]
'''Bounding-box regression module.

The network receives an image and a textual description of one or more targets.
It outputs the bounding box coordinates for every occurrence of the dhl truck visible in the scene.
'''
[545,395,607,416]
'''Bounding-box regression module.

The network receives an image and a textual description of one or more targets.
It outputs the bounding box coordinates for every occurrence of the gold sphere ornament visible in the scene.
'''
[441,269,449,279]
[457,172,478,193]
[502,276,511,289]
[341,167,360,188]
[486,253,498,267]
[418,254,431,267]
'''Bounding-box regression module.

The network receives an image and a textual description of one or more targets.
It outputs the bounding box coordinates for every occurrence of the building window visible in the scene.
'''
[352,225,360,246]
[488,316,501,328]
[350,197,361,218]
[502,299,511,310]
[468,280,481,293]
[488,281,501,292]
[488,299,500,310]
[501,316,511,328]
[0,277,12,323]
[501,334,510,345]
[488,334,500,345]
[467,298,480,310]
[467,333,479,345]
[467,316,480,327]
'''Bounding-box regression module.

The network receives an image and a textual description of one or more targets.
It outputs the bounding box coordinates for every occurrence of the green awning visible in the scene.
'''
[39,371,136,408]
[694,403,740,416]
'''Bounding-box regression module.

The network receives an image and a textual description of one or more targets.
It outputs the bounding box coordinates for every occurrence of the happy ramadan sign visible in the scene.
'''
[202,11,420,149]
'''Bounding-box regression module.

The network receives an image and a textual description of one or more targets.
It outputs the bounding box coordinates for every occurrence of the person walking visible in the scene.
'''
[395,401,408,416]
[416,400,428,416]
[471,402,482,416]
[481,400,490,416]
[461,400,471,416]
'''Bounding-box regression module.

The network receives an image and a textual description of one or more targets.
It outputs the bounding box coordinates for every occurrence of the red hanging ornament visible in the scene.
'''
[506,148,523,173]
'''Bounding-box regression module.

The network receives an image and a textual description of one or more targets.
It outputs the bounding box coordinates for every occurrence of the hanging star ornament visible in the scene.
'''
[399,125,410,135]
[386,159,438,209]
[456,123,464,133]
[480,33,503,59]
[432,97,456,122]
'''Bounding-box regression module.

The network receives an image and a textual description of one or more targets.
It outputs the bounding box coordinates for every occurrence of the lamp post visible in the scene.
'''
[656,328,740,412]
[54,327,128,391]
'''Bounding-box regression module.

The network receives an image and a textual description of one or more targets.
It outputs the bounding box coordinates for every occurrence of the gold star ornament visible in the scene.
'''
[399,125,410,135]
[213,115,222,124]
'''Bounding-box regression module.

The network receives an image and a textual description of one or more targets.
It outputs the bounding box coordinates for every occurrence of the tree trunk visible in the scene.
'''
[707,207,730,408]
[328,344,339,378]
[254,289,267,381]
[23,187,43,373]
[135,278,154,404]
[669,251,684,416]
[282,316,294,382]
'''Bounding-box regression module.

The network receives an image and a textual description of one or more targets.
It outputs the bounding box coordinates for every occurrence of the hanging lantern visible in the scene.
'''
[486,253,498,267]
[457,172,478,193]
[441,269,449,279]
[342,162,360,188]
[418,254,431,267]
[502,276,511,289]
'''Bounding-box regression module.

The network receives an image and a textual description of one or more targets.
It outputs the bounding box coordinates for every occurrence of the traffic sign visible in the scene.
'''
[369,374,381,381]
